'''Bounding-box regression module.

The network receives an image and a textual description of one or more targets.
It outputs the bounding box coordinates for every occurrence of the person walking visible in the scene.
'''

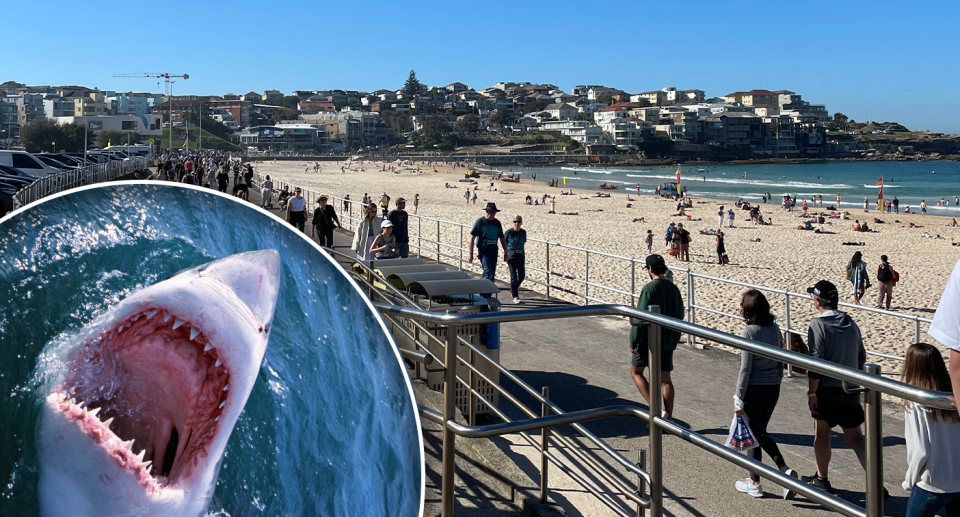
[645,230,654,253]
[732,290,799,499]
[629,255,684,420]
[846,251,869,305]
[716,230,726,265]
[801,280,870,494]
[893,196,900,213]
[727,208,736,228]
[379,192,390,217]
[351,203,381,261]
[677,223,691,262]
[311,195,341,248]
[900,342,960,517]
[665,222,676,248]
[504,215,527,304]
[470,189,478,205]
[260,176,274,209]
[464,189,471,205]
[718,206,725,228]
[467,202,507,284]
[413,193,420,215]
[929,258,960,408]
[387,198,410,258]
[216,167,229,193]
[876,255,896,310]
[921,200,927,216]
[370,220,399,259]
[818,194,823,207]
[286,188,308,233]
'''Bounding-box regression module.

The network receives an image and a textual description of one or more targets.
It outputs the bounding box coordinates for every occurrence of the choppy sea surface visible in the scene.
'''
[500,161,960,215]
[0,183,422,516]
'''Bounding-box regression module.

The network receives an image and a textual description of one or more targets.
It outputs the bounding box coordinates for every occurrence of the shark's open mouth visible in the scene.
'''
[55,307,230,487]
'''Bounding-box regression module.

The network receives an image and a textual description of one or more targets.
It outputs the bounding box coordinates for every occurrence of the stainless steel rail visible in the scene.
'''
[252,171,934,365]
[13,157,149,208]
[374,300,954,517]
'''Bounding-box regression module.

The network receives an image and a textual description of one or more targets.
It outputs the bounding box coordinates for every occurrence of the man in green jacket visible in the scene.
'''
[630,254,684,420]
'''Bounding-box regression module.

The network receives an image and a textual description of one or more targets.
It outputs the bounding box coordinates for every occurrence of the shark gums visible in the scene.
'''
[37,250,280,517]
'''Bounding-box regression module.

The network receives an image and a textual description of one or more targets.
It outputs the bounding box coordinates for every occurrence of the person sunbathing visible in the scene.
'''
[947,217,958,227]
[852,220,862,231]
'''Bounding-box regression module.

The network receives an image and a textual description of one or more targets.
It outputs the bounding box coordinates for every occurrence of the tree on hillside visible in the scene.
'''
[831,112,849,130]
[521,98,542,115]
[635,98,651,108]
[455,114,480,136]
[418,114,450,144]
[403,70,422,98]
[490,108,514,127]
[382,110,412,135]
[596,93,613,105]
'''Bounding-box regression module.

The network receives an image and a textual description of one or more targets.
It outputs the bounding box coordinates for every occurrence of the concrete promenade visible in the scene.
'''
[245,185,914,517]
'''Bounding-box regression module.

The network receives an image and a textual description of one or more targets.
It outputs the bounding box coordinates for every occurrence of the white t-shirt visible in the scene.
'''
[930,259,960,351]
[288,196,307,212]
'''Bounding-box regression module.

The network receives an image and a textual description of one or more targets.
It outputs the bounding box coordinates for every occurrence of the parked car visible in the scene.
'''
[38,154,85,169]
[0,151,62,178]
[36,155,78,172]
[0,164,39,181]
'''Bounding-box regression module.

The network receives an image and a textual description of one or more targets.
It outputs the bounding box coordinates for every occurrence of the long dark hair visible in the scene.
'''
[901,343,959,423]
[741,289,775,326]
[849,251,863,268]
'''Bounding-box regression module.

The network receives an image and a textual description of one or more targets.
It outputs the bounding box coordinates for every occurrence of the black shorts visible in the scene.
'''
[630,346,674,372]
[812,387,864,429]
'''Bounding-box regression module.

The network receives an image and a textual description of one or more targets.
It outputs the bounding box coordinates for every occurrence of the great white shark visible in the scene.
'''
[37,250,280,517]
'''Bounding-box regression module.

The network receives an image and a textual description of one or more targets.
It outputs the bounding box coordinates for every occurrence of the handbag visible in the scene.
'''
[845,268,852,281]
[722,253,729,264]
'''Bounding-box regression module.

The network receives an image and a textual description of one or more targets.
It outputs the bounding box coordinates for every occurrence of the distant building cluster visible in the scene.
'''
[0,80,835,156]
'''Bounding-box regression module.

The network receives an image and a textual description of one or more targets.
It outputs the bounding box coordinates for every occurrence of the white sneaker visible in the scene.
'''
[782,468,798,500]
[512,297,521,304]
[735,479,763,498]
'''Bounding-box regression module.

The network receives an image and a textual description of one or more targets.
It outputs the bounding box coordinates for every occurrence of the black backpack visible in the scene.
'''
[877,264,892,282]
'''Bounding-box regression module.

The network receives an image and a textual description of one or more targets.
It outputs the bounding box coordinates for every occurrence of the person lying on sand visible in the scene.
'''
[922,233,945,240]
[908,222,923,228]
[561,212,579,216]
[699,229,717,235]
[842,241,866,245]
[749,238,762,243]
[632,217,646,223]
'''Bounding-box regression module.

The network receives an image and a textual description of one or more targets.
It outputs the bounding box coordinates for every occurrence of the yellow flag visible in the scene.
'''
[563,177,566,185]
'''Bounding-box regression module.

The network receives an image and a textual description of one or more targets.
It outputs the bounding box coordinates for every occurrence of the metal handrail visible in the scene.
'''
[13,156,149,208]
[374,302,953,409]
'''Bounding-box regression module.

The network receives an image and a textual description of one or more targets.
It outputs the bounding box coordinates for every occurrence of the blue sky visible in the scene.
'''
[3,0,959,133]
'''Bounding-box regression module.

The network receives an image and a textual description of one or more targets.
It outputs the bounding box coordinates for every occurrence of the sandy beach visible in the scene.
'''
[254,158,960,374]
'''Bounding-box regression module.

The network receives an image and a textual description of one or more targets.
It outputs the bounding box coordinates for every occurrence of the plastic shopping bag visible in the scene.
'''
[724,414,759,451]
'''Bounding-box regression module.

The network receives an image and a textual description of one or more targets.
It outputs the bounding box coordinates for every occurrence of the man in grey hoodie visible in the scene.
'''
[801,280,868,494]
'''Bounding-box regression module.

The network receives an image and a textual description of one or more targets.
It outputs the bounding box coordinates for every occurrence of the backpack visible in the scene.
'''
[877,264,892,283]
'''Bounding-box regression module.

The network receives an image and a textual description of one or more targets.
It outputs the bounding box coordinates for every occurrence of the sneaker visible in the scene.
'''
[782,468,798,500]
[735,479,763,498]
[512,297,521,304]
[801,473,834,493]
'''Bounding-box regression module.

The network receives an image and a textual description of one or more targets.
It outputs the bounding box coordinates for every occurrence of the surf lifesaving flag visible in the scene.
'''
[876,177,884,212]
[676,166,682,196]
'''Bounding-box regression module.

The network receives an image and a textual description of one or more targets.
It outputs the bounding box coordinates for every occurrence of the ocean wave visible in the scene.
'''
[863,184,903,188]
[621,172,853,190]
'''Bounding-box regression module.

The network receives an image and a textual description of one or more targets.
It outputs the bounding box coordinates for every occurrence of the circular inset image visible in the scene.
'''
[0,182,423,517]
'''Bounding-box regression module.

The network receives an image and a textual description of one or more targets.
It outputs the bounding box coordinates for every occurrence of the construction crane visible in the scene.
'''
[113,73,189,152]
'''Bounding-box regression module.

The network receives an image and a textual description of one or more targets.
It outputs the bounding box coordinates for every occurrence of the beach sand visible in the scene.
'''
[254,159,960,374]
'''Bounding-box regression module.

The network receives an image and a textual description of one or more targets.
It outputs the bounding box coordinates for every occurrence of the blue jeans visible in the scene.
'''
[906,485,960,517]
[396,241,409,258]
[478,250,497,283]
[508,255,525,298]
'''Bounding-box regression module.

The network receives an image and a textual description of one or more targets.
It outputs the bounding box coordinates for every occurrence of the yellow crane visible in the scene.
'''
[113,73,189,151]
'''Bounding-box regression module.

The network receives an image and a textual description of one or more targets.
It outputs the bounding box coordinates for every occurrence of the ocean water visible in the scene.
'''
[510,161,960,215]
[0,183,422,516]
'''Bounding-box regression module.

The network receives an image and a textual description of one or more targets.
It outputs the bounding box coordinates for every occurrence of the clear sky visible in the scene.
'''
[3,0,958,133]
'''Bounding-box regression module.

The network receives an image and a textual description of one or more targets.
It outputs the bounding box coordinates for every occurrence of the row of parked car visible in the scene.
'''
[0,149,148,217]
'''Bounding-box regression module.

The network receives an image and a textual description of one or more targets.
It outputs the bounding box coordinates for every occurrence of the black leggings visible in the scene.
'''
[743,384,786,482]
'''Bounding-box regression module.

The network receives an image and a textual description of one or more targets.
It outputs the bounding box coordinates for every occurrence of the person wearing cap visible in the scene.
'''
[311,195,341,248]
[629,254,684,420]
[929,258,960,413]
[370,219,399,259]
[379,192,390,217]
[387,198,410,258]
[802,280,869,493]
[504,215,527,304]
[286,187,308,232]
[468,202,507,284]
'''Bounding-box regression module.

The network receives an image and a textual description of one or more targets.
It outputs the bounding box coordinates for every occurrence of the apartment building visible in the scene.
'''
[239,124,331,152]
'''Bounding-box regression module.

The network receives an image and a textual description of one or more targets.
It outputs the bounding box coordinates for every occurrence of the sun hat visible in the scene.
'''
[381,220,394,228]
[483,202,500,212]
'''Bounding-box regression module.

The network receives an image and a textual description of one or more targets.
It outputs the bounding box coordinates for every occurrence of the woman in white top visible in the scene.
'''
[260,176,274,209]
[351,203,381,261]
[901,342,960,517]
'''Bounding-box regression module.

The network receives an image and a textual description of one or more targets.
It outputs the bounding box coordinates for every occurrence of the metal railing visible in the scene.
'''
[253,171,934,368]
[374,298,953,517]
[331,247,953,517]
[13,157,149,208]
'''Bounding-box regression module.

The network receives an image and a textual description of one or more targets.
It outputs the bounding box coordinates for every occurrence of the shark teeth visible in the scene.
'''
[215,358,222,367]
[162,311,172,322]
[88,407,100,418]
[219,401,226,409]
[223,384,229,391]
[190,327,201,341]
[139,460,152,471]
[145,309,158,319]
[172,318,186,330]
[203,344,213,353]
[103,417,114,428]
[131,314,140,322]
[135,449,146,462]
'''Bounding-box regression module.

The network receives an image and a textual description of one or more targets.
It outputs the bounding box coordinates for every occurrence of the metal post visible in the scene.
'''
[914,316,921,345]
[441,324,458,517]
[864,363,884,517]
[687,271,698,348]
[636,449,647,517]
[784,293,795,377]
[459,226,464,271]
[540,386,550,504]
[646,305,663,517]
[630,259,636,305]
[436,219,441,264]
[584,251,590,305]
[418,216,422,257]
[545,244,551,299]
[468,350,475,427]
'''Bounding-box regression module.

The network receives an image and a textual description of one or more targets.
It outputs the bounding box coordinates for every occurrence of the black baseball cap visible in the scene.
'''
[807,280,839,302]
[643,254,667,272]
